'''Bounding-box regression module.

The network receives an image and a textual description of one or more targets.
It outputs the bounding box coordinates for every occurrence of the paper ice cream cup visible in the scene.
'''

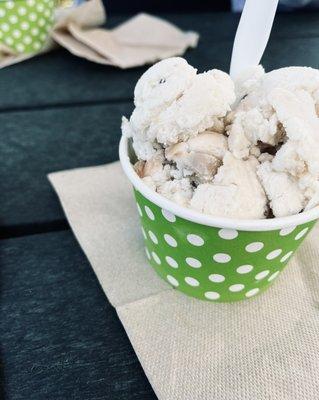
[119,136,319,302]
[0,0,55,54]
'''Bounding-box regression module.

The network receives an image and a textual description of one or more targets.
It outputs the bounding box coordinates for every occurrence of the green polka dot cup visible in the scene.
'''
[0,0,55,54]
[119,136,319,302]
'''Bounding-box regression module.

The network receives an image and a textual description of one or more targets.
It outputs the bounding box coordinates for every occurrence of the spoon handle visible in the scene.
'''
[230,0,279,79]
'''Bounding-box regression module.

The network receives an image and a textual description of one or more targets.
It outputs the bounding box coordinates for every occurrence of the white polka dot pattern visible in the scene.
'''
[144,206,155,220]
[16,43,25,52]
[295,227,309,240]
[33,41,41,50]
[21,21,30,30]
[2,23,9,32]
[164,234,177,247]
[151,252,161,265]
[29,12,37,22]
[245,288,260,298]
[31,27,39,36]
[148,230,158,244]
[213,253,231,263]
[255,270,270,280]
[268,271,280,282]
[185,277,199,287]
[218,228,238,240]
[165,256,178,269]
[136,193,314,302]
[5,36,13,45]
[167,275,179,287]
[141,227,147,239]
[37,3,44,12]
[279,226,296,236]
[245,242,264,253]
[136,203,142,216]
[280,251,293,263]
[161,209,176,222]
[0,0,54,54]
[204,291,220,300]
[145,247,151,260]
[229,284,245,292]
[187,234,204,246]
[186,257,202,268]
[18,7,27,16]
[9,15,18,23]
[12,29,22,38]
[266,249,282,260]
[208,274,225,283]
[237,264,253,274]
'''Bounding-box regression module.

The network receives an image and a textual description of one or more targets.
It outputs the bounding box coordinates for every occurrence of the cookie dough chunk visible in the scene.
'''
[134,150,172,188]
[190,152,267,219]
[165,131,228,183]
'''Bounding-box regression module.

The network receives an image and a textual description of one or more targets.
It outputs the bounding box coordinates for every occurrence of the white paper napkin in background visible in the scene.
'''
[49,161,319,400]
[0,0,198,69]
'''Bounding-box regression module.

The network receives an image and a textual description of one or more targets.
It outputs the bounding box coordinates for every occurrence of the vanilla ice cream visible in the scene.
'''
[122,58,319,219]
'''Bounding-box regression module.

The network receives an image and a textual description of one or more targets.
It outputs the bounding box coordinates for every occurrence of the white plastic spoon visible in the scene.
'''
[230,0,279,80]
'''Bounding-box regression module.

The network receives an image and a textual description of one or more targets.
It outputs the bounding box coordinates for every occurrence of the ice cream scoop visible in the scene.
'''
[122,57,319,220]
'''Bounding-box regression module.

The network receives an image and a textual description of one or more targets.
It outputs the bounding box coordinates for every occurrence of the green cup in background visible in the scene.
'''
[120,136,319,303]
[0,0,55,54]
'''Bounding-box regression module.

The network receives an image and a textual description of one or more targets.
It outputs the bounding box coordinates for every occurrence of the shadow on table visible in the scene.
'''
[0,348,4,399]
[0,259,5,399]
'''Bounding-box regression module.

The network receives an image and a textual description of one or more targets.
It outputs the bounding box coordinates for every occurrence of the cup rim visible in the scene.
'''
[119,135,319,231]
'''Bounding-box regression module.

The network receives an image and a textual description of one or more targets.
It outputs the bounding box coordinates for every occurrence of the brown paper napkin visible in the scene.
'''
[49,162,319,400]
[0,0,198,69]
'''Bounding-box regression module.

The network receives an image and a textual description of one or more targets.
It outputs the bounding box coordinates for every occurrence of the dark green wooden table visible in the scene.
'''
[1,12,319,399]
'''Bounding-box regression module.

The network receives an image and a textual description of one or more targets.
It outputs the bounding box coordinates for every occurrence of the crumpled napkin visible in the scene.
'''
[0,0,198,69]
[49,161,319,400]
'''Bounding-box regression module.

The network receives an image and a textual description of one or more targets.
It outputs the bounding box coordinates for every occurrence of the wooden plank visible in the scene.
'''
[1,230,156,400]
[107,0,230,13]
[1,13,319,110]
[0,101,133,228]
